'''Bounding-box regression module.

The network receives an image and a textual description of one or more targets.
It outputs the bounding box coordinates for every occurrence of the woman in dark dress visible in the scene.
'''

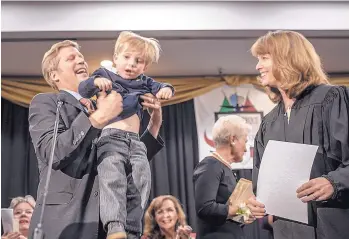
[193,115,255,239]
[247,30,349,239]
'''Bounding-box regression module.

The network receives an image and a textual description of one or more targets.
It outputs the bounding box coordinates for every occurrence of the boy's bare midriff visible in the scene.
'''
[103,113,140,133]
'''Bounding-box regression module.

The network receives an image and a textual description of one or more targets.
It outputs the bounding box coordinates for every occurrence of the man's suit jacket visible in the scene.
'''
[28,91,163,239]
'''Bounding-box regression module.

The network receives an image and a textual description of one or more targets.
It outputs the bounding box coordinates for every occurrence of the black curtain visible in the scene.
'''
[140,100,199,229]
[1,98,38,208]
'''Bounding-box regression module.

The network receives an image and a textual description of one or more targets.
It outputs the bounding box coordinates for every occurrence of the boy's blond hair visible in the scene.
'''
[114,31,161,66]
[42,40,80,90]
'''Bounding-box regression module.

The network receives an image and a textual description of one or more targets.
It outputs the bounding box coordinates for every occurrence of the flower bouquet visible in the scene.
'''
[228,178,254,223]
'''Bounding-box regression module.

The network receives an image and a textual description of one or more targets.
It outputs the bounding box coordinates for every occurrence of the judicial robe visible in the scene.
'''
[253,84,349,239]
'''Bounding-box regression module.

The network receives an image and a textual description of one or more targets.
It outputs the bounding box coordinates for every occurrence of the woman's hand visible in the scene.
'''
[228,205,239,218]
[2,232,26,239]
[244,213,256,224]
[228,204,256,224]
[176,225,192,239]
[267,215,274,225]
[296,177,334,202]
[246,196,266,219]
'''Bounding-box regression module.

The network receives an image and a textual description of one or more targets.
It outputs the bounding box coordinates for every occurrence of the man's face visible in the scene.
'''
[52,46,89,91]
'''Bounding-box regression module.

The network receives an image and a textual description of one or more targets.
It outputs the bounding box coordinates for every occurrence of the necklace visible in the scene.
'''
[212,152,232,169]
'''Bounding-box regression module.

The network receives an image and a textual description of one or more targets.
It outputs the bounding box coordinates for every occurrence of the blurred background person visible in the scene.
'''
[193,115,254,239]
[2,195,36,239]
[142,195,193,239]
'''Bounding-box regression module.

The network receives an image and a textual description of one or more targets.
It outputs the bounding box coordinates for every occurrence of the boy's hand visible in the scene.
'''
[94,77,112,92]
[156,87,173,100]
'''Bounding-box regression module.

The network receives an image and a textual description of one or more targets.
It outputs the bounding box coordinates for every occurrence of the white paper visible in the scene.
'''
[1,208,14,234]
[256,140,318,224]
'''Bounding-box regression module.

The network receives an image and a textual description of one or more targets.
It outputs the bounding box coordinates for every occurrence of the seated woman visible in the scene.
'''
[2,195,36,239]
[193,115,255,239]
[142,195,193,239]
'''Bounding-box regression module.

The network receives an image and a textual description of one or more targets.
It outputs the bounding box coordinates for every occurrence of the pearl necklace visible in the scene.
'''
[212,152,232,169]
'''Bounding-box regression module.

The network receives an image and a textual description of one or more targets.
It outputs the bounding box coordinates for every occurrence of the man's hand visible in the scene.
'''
[140,94,162,138]
[80,98,96,115]
[156,87,173,100]
[89,91,123,129]
[94,77,112,92]
[296,177,334,202]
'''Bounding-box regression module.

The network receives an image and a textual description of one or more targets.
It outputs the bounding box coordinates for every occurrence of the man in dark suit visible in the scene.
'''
[28,40,164,239]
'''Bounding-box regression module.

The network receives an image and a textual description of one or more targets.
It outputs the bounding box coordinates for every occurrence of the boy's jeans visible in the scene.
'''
[97,128,151,235]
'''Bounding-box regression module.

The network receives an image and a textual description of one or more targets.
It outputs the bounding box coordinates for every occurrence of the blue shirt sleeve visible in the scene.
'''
[142,75,175,96]
[78,67,112,98]
[78,76,99,98]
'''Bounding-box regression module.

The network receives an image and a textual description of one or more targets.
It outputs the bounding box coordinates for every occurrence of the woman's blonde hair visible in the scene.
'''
[9,195,36,209]
[212,115,251,148]
[42,40,80,90]
[143,195,187,238]
[251,30,330,102]
[114,31,161,66]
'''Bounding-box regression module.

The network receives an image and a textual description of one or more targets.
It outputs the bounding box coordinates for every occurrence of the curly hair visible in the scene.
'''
[251,30,329,103]
[212,115,251,148]
[143,195,187,239]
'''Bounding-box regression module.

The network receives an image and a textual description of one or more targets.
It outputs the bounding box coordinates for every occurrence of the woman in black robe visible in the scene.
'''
[246,30,349,239]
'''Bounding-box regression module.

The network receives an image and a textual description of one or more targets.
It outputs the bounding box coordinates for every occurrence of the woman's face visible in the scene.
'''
[255,54,278,87]
[232,134,248,162]
[155,199,179,232]
[13,202,33,232]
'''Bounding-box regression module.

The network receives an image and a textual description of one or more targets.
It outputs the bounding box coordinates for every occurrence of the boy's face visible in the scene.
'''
[113,48,147,79]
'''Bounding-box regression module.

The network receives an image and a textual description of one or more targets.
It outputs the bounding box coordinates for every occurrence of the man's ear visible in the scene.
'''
[50,71,59,83]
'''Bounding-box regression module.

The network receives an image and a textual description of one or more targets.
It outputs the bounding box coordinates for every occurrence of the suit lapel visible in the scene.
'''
[58,90,85,112]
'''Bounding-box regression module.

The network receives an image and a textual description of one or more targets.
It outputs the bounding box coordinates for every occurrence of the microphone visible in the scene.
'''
[32,97,63,239]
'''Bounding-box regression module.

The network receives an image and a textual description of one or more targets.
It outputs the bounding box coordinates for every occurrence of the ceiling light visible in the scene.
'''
[100,60,113,68]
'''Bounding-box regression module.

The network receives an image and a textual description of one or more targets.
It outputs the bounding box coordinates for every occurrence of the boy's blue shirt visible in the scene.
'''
[78,67,174,123]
